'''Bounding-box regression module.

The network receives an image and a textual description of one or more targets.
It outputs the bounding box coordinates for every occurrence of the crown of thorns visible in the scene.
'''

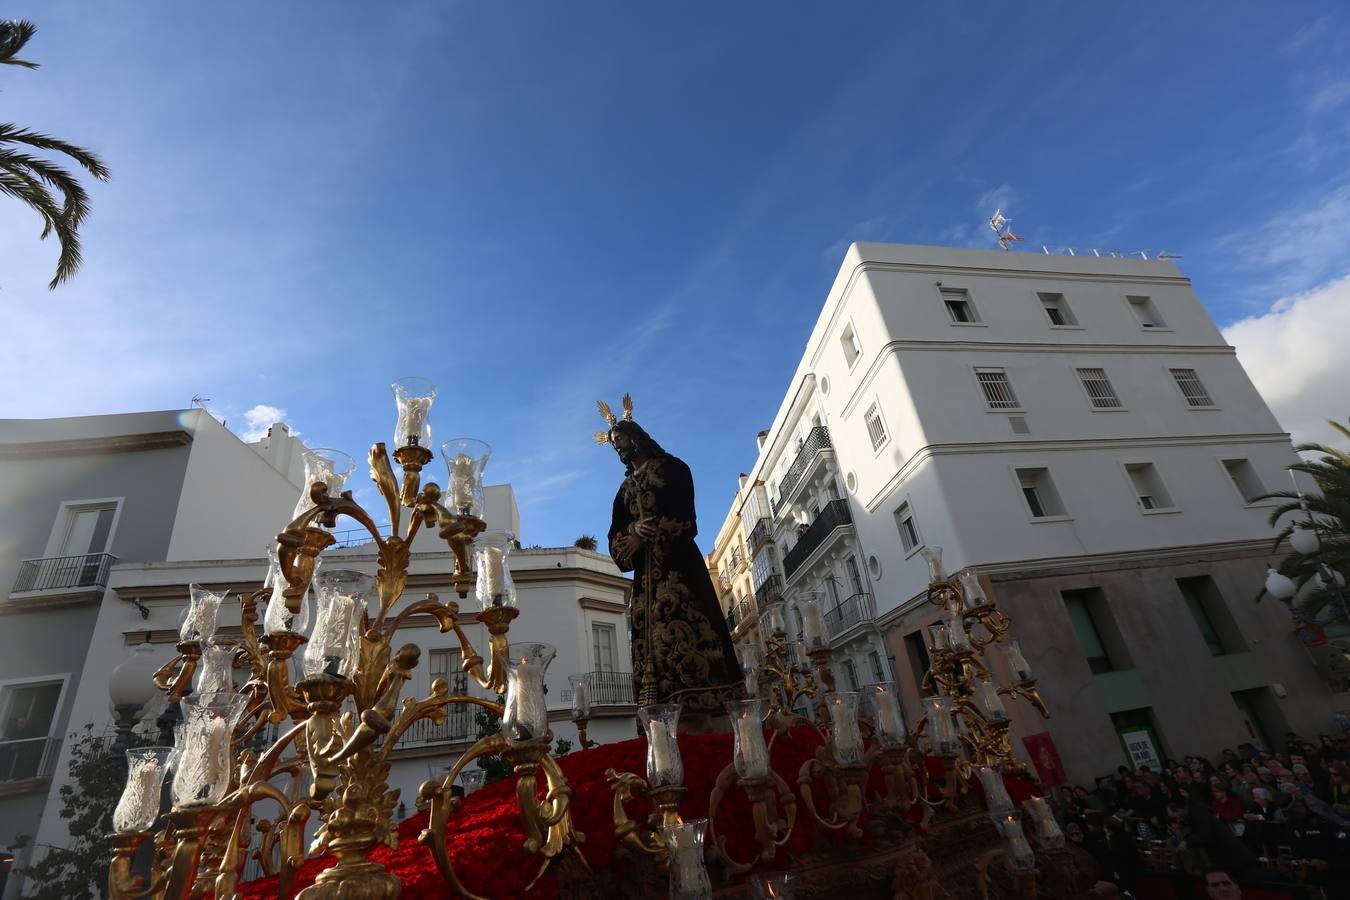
[592,394,634,445]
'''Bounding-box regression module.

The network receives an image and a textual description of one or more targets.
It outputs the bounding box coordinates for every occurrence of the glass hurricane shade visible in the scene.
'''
[800,595,828,648]
[662,818,713,900]
[440,438,491,517]
[179,584,226,643]
[391,377,437,449]
[825,691,864,766]
[639,704,684,788]
[1265,567,1297,600]
[920,546,945,584]
[263,547,316,636]
[924,696,960,756]
[171,691,249,808]
[977,765,1015,813]
[290,448,356,524]
[1023,795,1066,848]
[958,569,988,607]
[1290,525,1320,557]
[1004,641,1033,681]
[727,698,769,779]
[973,677,1008,722]
[995,813,1037,871]
[459,768,485,794]
[569,674,591,719]
[865,682,907,747]
[195,645,235,695]
[474,531,516,609]
[504,643,555,742]
[763,604,787,636]
[113,746,173,832]
[303,570,371,679]
[109,642,161,709]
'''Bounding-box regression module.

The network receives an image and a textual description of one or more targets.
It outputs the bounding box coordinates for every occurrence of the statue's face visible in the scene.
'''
[612,429,638,466]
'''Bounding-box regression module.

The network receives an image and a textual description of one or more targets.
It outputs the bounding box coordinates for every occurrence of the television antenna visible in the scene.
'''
[988,209,1023,251]
[190,395,211,409]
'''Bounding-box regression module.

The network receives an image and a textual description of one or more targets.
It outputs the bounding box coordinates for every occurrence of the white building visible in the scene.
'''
[26,484,633,883]
[712,242,1337,781]
[0,410,307,895]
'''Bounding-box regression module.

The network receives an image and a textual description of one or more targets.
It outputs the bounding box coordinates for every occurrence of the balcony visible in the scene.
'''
[772,426,831,514]
[726,606,738,630]
[755,574,783,611]
[824,593,875,639]
[729,546,745,573]
[0,735,60,782]
[387,708,474,751]
[11,552,117,595]
[747,518,772,551]
[560,670,634,707]
[782,499,853,580]
[718,570,732,593]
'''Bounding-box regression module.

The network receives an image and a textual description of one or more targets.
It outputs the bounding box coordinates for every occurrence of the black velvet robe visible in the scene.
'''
[608,453,744,714]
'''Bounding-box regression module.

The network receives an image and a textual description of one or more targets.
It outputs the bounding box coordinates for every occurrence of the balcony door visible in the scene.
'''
[55,504,116,588]
[592,624,617,673]
[427,649,469,739]
[0,679,63,781]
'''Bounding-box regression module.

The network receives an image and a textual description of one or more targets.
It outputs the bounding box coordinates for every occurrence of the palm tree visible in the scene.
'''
[573,534,599,551]
[1257,420,1350,623]
[2,19,109,289]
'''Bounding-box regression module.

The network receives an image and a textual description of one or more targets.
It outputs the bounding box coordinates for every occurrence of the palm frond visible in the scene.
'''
[0,124,109,181]
[0,164,84,288]
[1,150,93,227]
[0,20,39,68]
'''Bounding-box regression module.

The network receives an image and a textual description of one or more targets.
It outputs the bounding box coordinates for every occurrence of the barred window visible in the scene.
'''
[975,368,1020,410]
[1170,368,1214,407]
[1076,368,1122,409]
[864,402,887,450]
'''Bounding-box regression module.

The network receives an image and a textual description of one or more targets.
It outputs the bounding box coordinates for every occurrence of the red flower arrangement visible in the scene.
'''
[235,728,1039,899]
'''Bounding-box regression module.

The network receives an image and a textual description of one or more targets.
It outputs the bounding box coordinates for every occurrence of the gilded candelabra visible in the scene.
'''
[108,379,584,900]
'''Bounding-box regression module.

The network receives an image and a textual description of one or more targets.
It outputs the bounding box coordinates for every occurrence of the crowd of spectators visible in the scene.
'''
[1051,732,1350,897]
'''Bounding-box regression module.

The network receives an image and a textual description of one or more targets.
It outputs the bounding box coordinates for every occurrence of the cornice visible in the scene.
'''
[0,430,192,459]
[579,596,629,614]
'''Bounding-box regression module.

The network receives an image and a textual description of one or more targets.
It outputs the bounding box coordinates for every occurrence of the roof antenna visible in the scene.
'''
[191,394,211,408]
[988,209,1023,251]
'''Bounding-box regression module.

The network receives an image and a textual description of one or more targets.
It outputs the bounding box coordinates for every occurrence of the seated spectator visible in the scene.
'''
[1210,785,1245,824]
[1200,866,1242,900]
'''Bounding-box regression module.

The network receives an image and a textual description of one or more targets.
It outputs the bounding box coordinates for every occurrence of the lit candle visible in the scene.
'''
[571,678,591,719]
[504,660,546,741]
[926,697,959,755]
[945,608,972,652]
[802,599,827,648]
[958,569,988,607]
[451,453,476,513]
[648,719,676,780]
[732,711,769,779]
[998,814,1036,870]
[1023,796,1066,848]
[977,766,1014,813]
[481,546,506,604]
[828,695,863,765]
[872,687,906,744]
[928,622,949,651]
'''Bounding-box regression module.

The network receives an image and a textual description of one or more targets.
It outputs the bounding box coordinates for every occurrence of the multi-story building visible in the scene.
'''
[712,242,1336,782]
[25,483,633,884]
[0,410,307,893]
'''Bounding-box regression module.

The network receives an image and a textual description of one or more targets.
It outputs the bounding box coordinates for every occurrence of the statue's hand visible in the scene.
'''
[613,533,642,563]
[634,517,657,540]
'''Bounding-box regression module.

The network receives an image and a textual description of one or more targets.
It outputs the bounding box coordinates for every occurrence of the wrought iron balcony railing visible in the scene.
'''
[747,518,772,551]
[782,498,853,580]
[387,708,475,751]
[0,735,60,782]
[823,593,875,638]
[560,670,634,707]
[755,574,783,611]
[718,570,732,593]
[726,606,738,630]
[11,552,117,594]
[772,426,832,514]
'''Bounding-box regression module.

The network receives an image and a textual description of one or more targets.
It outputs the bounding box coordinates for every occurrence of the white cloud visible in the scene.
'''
[1223,274,1350,447]
[1214,181,1350,301]
[975,183,1018,216]
[237,404,295,443]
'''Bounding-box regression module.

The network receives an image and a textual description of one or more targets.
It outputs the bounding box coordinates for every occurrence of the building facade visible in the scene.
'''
[711,242,1337,782]
[0,410,307,893]
[25,483,633,885]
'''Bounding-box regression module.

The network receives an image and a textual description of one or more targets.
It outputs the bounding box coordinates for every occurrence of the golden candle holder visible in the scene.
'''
[604,771,687,869]
[706,769,796,875]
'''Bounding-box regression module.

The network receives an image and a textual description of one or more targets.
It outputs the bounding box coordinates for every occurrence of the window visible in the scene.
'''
[975,368,1020,410]
[1039,292,1077,326]
[1015,467,1067,518]
[1170,368,1214,407]
[1125,462,1174,511]
[1176,576,1244,656]
[1222,458,1266,504]
[1063,591,1114,674]
[0,678,63,781]
[1127,295,1167,329]
[45,502,118,588]
[894,502,920,552]
[868,650,886,683]
[844,556,864,596]
[751,551,772,588]
[840,323,862,367]
[841,659,859,691]
[1076,368,1122,409]
[903,631,931,686]
[428,648,468,694]
[941,288,979,323]
[864,402,887,450]
[592,623,618,673]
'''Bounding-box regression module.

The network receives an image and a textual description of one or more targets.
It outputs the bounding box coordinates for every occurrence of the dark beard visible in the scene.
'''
[615,444,637,467]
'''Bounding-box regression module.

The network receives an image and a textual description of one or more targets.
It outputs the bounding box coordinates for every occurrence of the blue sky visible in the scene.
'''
[3,2,1349,552]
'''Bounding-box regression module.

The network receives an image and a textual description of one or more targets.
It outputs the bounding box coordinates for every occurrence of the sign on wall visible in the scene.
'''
[1120,728,1162,772]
